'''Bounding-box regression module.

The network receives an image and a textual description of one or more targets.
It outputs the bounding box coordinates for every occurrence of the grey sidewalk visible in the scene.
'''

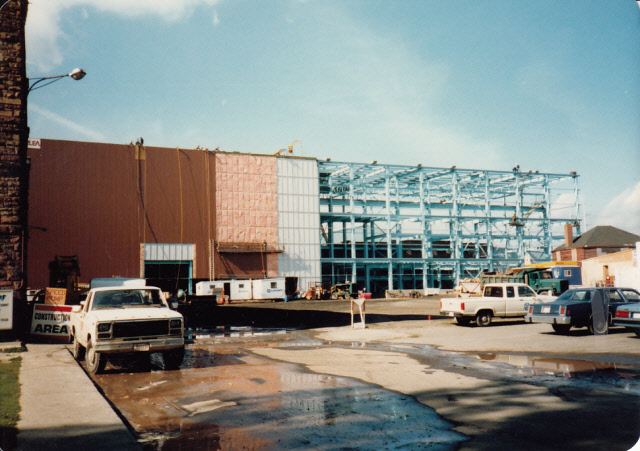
[16,343,140,450]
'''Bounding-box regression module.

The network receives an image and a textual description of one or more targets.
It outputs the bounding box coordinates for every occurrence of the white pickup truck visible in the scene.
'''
[440,283,555,327]
[70,282,185,374]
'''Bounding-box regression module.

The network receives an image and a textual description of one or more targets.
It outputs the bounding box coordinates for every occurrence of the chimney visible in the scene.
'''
[564,223,573,248]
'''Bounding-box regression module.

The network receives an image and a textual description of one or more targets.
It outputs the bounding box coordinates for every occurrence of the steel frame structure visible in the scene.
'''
[318,161,582,293]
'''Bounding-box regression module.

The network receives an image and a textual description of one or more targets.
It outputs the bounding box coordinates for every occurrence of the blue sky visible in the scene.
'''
[25,0,640,235]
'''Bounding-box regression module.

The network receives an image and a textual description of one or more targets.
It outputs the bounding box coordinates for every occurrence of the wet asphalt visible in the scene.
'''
[87,299,640,450]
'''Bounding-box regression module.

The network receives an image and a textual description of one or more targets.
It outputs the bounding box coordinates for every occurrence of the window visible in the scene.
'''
[609,290,623,303]
[622,290,640,302]
[239,284,245,288]
[518,286,535,297]
[485,286,503,298]
[506,287,515,298]
[564,270,572,277]
[271,282,277,289]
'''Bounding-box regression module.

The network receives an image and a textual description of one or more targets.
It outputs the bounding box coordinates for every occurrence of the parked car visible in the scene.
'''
[525,287,640,335]
[613,295,640,337]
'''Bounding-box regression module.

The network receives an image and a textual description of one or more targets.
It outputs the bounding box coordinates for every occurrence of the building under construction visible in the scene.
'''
[26,139,582,297]
[318,161,582,294]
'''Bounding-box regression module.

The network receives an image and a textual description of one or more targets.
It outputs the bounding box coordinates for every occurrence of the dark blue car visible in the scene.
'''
[525,287,640,334]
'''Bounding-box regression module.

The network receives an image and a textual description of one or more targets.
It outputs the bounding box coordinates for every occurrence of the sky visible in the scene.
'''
[24,0,640,235]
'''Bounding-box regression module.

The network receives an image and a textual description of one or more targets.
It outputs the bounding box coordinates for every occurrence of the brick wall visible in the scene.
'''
[0,0,29,335]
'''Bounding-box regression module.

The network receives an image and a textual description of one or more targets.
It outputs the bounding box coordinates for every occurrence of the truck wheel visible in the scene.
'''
[344,293,351,300]
[331,293,338,300]
[456,317,471,327]
[72,335,85,361]
[552,324,571,335]
[163,347,185,370]
[476,311,492,327]
[635,329,640,338]
[86,340,106,374]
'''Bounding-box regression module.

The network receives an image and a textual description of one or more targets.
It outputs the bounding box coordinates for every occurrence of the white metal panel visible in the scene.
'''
[144,243,194,261]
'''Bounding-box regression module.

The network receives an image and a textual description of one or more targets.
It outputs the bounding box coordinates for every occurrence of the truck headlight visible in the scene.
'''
[97,322,112,339]
[170,319,182,329]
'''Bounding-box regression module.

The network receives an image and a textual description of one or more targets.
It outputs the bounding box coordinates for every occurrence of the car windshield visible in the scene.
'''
[556,289,592,303]
[92,289,164,309]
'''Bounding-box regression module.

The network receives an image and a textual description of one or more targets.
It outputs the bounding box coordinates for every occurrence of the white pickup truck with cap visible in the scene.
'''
[70,279,185,374]
[440,282,555,327]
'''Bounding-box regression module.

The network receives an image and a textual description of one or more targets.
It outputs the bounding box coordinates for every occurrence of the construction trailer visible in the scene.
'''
[200,278,286,302]
[318,161,583,297]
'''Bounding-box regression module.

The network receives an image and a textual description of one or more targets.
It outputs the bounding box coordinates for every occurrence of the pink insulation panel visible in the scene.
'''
[215,154,278,244]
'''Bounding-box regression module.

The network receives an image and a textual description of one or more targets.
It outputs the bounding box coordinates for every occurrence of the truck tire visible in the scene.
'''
[163,347,185,370]
[72,335,85,361]
[86,340,106,374]
[476,311,492,327]
[456,317,471,327]
[552,324,571,335]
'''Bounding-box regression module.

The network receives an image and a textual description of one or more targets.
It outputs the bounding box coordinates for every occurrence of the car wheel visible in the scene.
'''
[588,314,610,335]
[72,335,85,361]
[163,347,185,370]
[456,317,471,327]
[86,340,106,374]
[476,311,492,327]
[552,324,571,335]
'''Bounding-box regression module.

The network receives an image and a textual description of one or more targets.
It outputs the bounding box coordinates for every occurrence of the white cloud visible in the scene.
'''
[596,181,640,235]
[30,104,107,142]
[26,0,220,72]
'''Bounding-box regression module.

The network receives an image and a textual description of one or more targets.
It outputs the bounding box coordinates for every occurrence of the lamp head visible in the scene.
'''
[68,68,86,80]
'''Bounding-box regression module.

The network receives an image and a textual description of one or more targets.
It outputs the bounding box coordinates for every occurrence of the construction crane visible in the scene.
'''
[510,201,543,227]
[274,140,301,155]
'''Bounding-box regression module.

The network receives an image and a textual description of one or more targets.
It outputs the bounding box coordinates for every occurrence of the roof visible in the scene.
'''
[553,225,640,252]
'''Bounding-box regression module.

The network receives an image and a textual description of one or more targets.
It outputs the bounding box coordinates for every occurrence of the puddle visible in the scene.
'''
[95,343,467,450]
[464,353,640,392]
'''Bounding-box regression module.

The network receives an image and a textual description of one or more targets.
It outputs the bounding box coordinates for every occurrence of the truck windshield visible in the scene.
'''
[92,289,164,309]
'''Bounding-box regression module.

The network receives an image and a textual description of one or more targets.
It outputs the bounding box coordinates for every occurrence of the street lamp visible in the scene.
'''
[28,68,86,94]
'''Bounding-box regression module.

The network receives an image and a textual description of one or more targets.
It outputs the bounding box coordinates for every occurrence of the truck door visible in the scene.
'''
[504,286,518,315]
[508,285,536,315]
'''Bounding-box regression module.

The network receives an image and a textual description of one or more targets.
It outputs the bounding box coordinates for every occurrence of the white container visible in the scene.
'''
[252,278,285,300]
[230,280,252,300]
[195,281,224,296]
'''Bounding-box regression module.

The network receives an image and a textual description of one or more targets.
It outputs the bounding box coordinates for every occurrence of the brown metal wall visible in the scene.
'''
[27,139,217,288]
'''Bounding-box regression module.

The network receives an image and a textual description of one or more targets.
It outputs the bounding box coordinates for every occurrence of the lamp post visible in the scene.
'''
[28,68,86,94]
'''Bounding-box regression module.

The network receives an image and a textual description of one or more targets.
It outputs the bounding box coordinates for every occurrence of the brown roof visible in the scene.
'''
[553,225,640,252]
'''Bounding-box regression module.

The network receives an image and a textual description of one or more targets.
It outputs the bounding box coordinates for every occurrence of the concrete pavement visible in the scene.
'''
[8,342,140,450]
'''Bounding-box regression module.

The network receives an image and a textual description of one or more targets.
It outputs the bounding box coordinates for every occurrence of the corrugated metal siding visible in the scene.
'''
[144,244,194,261]
[277,158,321,290]
[27,140,216,288]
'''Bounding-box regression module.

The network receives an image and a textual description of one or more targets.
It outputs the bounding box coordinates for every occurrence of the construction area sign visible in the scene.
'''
[31,304,72,341]
[0,290,12,331]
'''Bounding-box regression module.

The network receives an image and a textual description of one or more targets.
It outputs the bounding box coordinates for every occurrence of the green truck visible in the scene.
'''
[480,268,568,295]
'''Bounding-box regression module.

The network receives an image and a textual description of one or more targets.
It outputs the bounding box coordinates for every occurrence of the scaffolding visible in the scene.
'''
[318,161,582,295]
